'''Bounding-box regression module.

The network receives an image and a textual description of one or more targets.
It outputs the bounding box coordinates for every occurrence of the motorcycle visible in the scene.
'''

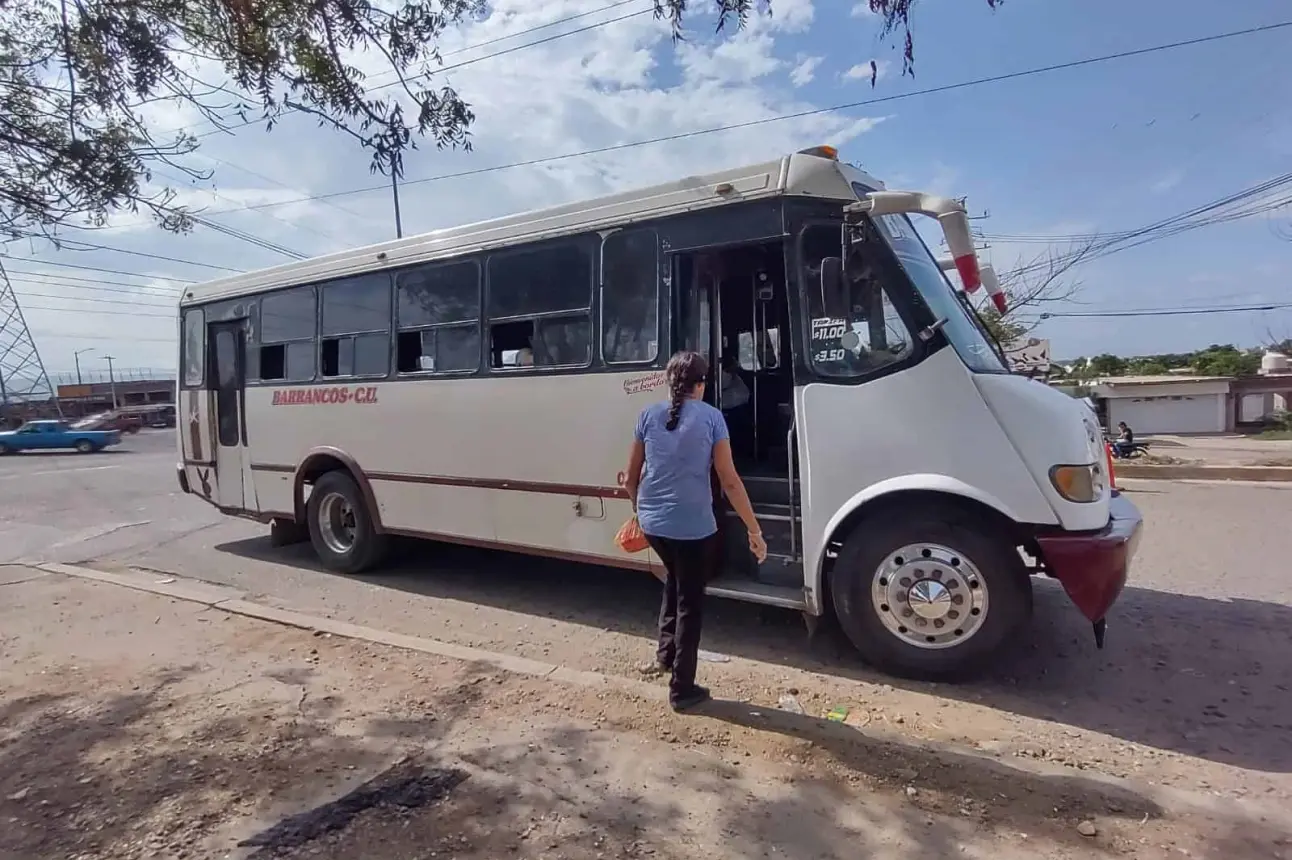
[1105,434,1151,459]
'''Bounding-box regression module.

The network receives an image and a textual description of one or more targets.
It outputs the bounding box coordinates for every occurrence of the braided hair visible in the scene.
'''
[664,350,709,431]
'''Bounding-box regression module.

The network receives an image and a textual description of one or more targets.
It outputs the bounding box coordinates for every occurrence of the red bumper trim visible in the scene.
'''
[1035,492,1143,623]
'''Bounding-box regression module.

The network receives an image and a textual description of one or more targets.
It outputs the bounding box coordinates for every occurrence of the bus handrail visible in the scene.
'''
[787,417,797,562]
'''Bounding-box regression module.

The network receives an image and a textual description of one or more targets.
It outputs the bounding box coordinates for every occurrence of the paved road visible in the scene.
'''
[0,430,223,566]
[5,438,1291,798]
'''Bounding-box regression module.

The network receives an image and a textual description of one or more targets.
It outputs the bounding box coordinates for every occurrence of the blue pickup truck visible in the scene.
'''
[0,420,122,454]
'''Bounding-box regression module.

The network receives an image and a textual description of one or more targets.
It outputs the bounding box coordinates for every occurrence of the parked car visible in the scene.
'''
[73,411,142,434]
[0,420,122,454]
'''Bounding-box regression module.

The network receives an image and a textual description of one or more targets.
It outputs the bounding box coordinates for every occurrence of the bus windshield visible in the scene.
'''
[868,213,1007,374]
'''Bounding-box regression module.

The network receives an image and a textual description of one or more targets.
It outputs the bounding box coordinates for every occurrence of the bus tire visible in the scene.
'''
[306,470,387,575]
[829,508,1032,682]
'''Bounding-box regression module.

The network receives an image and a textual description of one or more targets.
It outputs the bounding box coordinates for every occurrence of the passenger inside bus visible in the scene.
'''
[680,242,794,472]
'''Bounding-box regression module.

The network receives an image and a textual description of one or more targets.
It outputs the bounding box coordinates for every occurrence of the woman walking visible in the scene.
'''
[623,350,767,711]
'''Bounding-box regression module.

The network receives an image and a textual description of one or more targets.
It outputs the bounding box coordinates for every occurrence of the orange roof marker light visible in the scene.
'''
[798,145,838,160]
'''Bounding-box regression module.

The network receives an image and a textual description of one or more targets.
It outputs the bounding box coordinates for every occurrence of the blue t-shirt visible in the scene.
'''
[634,399,729,541]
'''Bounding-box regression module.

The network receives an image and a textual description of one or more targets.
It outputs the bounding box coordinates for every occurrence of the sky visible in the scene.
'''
[4,0,1291,379]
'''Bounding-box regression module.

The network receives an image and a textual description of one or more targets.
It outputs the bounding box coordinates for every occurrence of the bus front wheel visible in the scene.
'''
[306,470,387,574]
[829,509,1032,682]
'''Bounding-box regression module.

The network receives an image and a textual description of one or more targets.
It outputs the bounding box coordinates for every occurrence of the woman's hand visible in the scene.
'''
[748,529,768,563]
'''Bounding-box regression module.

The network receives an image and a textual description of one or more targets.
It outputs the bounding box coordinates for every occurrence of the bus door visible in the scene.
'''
[207,319,252,511]
[673,253,721,396]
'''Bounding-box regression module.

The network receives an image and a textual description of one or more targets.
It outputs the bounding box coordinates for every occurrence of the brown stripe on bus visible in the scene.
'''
[249,463,628,500]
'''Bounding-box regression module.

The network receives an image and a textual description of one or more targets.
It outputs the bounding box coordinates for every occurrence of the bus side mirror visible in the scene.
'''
[819,256,850,318]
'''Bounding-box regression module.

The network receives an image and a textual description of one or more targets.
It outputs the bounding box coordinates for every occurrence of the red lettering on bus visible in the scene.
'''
[270,385,381,406]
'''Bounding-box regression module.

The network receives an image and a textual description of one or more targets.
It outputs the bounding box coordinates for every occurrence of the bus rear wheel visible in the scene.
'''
[306,470,387,574]
[829,508,1032,682]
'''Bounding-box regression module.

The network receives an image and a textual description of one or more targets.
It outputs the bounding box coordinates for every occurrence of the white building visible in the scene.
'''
[1091,375,1232,435]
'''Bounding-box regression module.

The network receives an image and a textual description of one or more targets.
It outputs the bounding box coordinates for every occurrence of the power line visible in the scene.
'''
[365,7,652,94]
[5,233,243,272]
[193,19,1292,218]
[189,213,307,259]
[21,303,173,319]
[29,329,175,344]
[999,173,1292,280]
[189,1,649,141]
[7,274,181,298]
[0,256,198,283]
[4,267,183,292]
[153,166,344,248]
[7,280,178,303]
[14,290,175,310]
[4,266,184,290]
[1042,302,1292,319]
[366,0,643,90]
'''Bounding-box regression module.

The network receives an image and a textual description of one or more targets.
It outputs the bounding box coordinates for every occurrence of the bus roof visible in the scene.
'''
[181,150,886,306]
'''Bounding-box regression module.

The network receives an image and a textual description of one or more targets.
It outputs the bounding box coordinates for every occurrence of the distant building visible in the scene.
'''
[1091,375,1232,435]
[55,377,175,418]
[1089,363,1292,434]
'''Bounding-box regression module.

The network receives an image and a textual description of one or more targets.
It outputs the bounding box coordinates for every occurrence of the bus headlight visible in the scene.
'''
[1049,463,1099,503]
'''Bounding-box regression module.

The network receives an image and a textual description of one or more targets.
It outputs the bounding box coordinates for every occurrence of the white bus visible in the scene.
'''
[176,146,1142,680]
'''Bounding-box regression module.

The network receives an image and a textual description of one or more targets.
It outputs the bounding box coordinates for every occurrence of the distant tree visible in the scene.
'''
[1190,344,1261,377]
[1088,354,1127,377]
[978,306,1027,346]
[1,0,1005,241]
[983,238,1095,343]
[1125,357,1169,376]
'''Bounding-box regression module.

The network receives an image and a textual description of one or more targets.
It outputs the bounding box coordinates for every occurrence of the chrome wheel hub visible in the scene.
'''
[318,492,357,555]
[870,542,989,650]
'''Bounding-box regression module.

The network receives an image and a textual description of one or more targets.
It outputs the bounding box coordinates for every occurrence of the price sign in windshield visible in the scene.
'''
[810,317,853,363]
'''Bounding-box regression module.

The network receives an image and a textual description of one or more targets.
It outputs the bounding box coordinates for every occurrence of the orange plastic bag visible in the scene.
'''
[615,515,650,554]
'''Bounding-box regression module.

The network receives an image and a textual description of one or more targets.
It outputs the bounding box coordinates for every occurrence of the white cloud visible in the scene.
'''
[1150,169,1185,194]
[850,2,877,17]
[15,0,905,372]
[789,55,823,87]
[843,58,891,83]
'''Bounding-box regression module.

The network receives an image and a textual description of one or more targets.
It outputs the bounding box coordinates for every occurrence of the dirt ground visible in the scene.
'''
[2,567,1290,860]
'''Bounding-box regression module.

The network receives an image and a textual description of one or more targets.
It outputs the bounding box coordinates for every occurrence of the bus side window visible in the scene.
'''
[258,286,317,382]
[395,261,481,374]
[319,273,392,378]
[182,308,205,387]
[486,240,593,370]
[601,229,659,365]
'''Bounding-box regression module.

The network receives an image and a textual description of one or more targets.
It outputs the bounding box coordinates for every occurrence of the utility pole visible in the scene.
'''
[74,347,95,385]
[391,169,404,240]
[103,355,118,409]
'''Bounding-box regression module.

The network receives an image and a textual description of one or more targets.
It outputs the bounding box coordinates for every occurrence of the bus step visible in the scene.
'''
[727,502,793,522]
[740,473,799,506]
[706,577,807,611]
[724,511,797,561]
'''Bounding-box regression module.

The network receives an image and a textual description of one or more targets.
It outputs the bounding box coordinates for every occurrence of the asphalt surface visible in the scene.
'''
[0,430,222,566]
[4,431,1291,796]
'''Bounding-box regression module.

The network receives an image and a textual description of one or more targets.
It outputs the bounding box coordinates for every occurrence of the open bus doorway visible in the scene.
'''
[674,241,793,474]
[674,240,801,590]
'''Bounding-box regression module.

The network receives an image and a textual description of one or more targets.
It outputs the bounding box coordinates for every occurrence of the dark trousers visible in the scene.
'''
[722,403,754,462]
[645,532,716,702]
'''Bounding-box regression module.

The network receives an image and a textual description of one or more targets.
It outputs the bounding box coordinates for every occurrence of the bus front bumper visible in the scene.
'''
[1035,492,1143,626]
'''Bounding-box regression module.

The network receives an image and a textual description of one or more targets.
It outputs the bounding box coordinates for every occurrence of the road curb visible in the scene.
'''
[1114,463,1292,482]
[32,561,1292,829]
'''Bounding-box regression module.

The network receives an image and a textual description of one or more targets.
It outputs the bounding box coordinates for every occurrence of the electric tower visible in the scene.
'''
[0,258,59,415]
